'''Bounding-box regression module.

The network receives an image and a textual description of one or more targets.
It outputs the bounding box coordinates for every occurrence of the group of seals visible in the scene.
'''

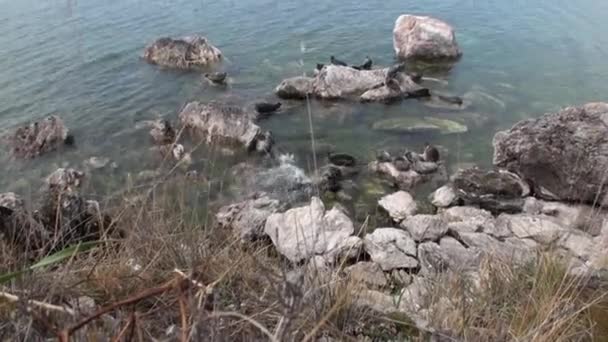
[322,55,374,71]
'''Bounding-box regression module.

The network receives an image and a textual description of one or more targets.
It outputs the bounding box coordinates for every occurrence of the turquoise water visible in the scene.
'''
[2,0,608,200]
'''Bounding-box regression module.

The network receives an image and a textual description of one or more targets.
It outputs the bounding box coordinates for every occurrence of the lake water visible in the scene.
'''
[2,0,608,205]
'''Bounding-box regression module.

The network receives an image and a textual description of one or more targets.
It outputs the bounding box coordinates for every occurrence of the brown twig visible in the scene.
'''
[179,288,189,342]
[110,313,134,342]
[58,276,190,339]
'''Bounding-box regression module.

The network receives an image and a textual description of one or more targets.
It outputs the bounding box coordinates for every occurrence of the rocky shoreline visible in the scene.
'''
[2,14,608,338]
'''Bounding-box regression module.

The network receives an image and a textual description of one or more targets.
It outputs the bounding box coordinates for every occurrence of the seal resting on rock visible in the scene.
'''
[330,55,347,66]
[205,72,227,85]
[423,143,440,162]
[254,102,282,115]
[352,56,373,70]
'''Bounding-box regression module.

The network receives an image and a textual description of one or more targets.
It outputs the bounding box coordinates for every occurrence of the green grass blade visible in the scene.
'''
[0,240,101,285]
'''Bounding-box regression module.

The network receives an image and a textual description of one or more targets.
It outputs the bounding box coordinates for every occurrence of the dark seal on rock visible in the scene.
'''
[330,55,348,66]
[254,102,282,115]
[205,72,227,84]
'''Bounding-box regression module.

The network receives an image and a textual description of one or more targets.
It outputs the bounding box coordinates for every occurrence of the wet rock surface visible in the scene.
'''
[178,101,273,153]
[276,65,428,102]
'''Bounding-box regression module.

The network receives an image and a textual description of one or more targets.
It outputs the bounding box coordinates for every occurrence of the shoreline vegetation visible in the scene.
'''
[2,14,608,341]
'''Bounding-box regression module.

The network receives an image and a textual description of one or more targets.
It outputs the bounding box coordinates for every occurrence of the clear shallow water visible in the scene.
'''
[1,0,608,202]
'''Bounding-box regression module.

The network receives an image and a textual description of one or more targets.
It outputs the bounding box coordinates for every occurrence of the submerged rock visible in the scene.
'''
[493,103,608,206]
[143,35,222,69]
[216,193,282,242]
[264,197,356,263]
[363,228,418,271]
[179,101,273,153]
[378,191,417,222]
[6,115,70,159]
[372,117,467,135]
[393,15,461,61]
[230,156,313,205]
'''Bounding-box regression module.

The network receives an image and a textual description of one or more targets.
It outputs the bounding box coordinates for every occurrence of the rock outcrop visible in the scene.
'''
[143,36,222,69]
[1,169,114,255]
[275,65,428,102]
[393,15,461,61]
[493,103,608,206]
[5,115,71,159]
[264,197,359,263]
[179,101,273,153]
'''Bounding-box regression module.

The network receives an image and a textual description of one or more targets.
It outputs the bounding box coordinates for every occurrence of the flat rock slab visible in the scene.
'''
[264,197,355,263]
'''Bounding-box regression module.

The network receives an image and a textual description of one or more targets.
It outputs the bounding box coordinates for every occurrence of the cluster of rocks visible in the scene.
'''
[369,150,448,190]
[215,102,608,335]
[0,168,116,256]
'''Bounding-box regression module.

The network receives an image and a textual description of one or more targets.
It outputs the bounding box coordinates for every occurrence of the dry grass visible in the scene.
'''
[424,254,608,342]
[1,174,608,341]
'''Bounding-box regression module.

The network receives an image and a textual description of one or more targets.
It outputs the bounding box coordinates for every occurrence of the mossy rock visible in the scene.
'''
[372,117,467,135]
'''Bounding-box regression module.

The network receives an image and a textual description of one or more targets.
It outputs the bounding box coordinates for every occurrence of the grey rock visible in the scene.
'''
[6,115,70,159]
[46,168,85,194]
[216,194,281,242]
[275,76,314,99]
[345,262,388,288]
[0,192,24,211]
[143,35,222,69]
[495,213,566,244]
[557,230,594,261]
[179,101,272,153]
[378,191,417,222]
[417,242,448,274]
[393,15,461,61]
[363,228,418,271]
[369,161,423,190]
[439,236,480,270]
[493,103,608,206]
[523,197,606,236]
[264,197,355,263]
[452,167,529,214]
[401,214,448,242]
[430,185,458,208]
